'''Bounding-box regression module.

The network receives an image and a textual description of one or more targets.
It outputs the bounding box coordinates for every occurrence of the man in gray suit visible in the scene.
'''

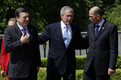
[83,6,118,80]
[4,8,41,80]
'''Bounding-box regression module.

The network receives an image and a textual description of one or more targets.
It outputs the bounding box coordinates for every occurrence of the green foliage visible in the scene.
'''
[0,0,93,34]
[0,75,7,80]
[37,67,47,80]
[76,55,86,70]
[116,55,121,69]
[76,70,84,80]
[41,58,47,67]
[0,68,121,80]
[37,68,121,80]
[41,55,121,70]
[111,69,121,80]
[103,5,121,30]
[1,0,121,34]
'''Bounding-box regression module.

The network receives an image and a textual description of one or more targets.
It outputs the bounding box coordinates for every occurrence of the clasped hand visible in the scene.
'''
[1,70,6,77]
[20,34,30,44]
[108,68,115,75]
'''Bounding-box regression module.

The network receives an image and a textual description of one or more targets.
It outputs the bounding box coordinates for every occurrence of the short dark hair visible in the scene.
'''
[94,8,103,17]
[14,8,28,18]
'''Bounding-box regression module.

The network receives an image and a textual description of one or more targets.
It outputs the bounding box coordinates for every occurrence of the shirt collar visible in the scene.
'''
[17,22,27,31]
[61,20,71,29]
[97,18,105,27]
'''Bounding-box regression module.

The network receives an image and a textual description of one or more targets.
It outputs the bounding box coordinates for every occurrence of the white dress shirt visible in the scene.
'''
[17,22,30,36]
[61,21,72,46]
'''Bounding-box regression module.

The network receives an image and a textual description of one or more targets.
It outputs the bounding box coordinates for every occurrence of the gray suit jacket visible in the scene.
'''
[4,23,41,78]
[84,20,118,75]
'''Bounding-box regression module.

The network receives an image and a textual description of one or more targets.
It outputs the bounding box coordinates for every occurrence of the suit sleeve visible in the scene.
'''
[38,25,50,44]
[4,28,23,53]
[109,25,118,70]
[33,26,41,67]
[74,26,89,49]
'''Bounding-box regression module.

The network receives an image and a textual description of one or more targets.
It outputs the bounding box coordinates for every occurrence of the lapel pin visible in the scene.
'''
[102,27,104,29]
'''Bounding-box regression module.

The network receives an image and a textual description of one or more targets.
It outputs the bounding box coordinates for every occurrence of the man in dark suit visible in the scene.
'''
[4,8,41,80]
[38,6,87,80]
[83,6,118,80]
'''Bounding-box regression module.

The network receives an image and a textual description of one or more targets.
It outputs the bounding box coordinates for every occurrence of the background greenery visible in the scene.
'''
[41,55,121,69]
[1,0,121,79]
[0,0,121,34]
[1,0,121,52]
[0,55,121,80]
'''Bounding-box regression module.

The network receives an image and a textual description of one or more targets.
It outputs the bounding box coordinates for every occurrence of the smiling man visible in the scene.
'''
[4,8,41,80]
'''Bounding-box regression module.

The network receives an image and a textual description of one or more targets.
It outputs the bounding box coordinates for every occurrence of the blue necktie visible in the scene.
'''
[95,25,99,37]
[63,26,69,48]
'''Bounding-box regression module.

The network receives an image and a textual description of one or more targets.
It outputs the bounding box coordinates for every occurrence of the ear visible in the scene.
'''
[16,17,19,19]
[16,16,19,21]
[60,14,62,18]
[97,14,101,19]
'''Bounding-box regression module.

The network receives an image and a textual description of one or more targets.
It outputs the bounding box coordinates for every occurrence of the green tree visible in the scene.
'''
[0,0,93,34]
[103,5,121,30]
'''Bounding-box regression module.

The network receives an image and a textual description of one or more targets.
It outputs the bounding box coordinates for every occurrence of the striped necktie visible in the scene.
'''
[23,28,26,36]
[95,25,99,37]
[63,26,69,48]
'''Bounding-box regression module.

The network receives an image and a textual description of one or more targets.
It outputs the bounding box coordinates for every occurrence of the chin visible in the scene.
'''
[67,22,71,25]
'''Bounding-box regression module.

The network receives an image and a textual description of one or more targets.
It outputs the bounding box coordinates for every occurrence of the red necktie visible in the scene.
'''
[23,28,26,35]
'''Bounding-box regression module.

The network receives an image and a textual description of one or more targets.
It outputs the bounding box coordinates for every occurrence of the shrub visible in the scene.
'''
[38,68,121,80]
[111,69,121,80]
[116,55,121,69]
[41,58,47,67]
[76,55,86,70]
[38,67,47,80]
[41,55,121,69]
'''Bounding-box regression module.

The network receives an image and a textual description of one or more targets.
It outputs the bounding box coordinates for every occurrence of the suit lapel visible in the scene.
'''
[14,24,22,37]
[27,25,32,46]
[90,24,95,39]
[95,20,107,40]
[70,24,74,38]
[27,25,32,35]
[68,24,76,47]
[70,24,75,42]
[57,22,66,48]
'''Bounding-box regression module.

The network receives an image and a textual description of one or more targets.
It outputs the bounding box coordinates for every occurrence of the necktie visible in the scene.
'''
[23,28,26,35]
[95,25,99,37]
[63,26,69,48]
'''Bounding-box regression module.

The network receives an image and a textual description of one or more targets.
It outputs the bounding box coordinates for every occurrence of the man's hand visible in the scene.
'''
[108,68,115,75]
[1,70,6,77]
[20,34,30,44]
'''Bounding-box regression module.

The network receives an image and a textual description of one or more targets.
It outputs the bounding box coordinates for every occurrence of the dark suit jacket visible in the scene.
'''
[38,21,85,75]
[4,23,41,78]
[84,20,118,75]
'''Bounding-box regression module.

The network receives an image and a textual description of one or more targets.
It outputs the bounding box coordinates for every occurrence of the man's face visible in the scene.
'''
[16,12,29,27]
[89,10,98,24]
[60,10,73,25]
